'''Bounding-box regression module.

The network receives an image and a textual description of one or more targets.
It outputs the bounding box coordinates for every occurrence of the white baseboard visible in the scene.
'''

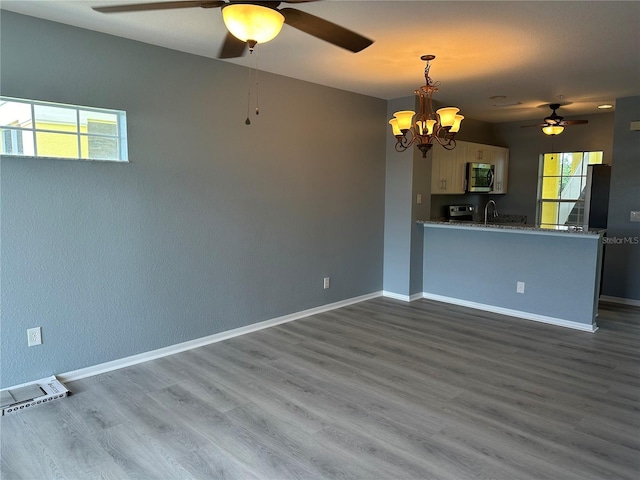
[382,291,410,302]
[382,291,423,302]
[53,291,383,386]
[599,295,640,307]
[421,292,598,333]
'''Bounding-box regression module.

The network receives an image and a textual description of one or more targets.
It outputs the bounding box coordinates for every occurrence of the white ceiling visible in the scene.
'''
[2,0,639,123]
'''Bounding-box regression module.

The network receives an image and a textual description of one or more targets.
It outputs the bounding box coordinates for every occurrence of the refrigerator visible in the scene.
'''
[582,164,611,230]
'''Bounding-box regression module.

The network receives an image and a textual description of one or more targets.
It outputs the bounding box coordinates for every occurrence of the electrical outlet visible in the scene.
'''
[630,211,640,222]
[323,277,330,289]
[27,327,42,347]
[416,193,422,205]
[516,282,525,294]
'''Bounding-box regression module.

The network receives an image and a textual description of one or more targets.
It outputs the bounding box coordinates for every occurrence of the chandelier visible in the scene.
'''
[389,55,464,158]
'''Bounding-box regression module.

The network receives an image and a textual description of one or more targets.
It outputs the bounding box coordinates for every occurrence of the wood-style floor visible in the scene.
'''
[2,298,639,480]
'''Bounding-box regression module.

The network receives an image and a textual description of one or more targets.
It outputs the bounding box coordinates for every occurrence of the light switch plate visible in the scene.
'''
[630,211,640,222]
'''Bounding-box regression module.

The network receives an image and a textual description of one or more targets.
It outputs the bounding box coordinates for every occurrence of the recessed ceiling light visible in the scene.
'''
[597,104,614,109]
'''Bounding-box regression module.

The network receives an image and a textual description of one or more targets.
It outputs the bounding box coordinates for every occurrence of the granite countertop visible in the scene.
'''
[418,220,605,236]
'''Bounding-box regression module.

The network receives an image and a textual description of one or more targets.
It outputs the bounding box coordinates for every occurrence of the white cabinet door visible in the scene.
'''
[431,142,466,194]
[466,142,491,164]
[492,146,509,194]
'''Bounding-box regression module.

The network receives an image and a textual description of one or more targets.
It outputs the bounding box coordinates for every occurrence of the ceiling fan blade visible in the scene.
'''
[560,120,589,126]
[92,1,225,14]
[520,124,546,128]
[280,7,373,53]
[218,31,248,58]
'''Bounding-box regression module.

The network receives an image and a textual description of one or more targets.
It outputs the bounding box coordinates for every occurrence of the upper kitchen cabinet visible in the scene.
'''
[430,141,509,195]
[465,142,509,194]
[466,142,491,164]
[491,146,509,194]
[431,142,467,194]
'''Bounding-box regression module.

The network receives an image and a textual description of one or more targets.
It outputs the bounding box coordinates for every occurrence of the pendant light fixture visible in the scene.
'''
[389,55,463,158]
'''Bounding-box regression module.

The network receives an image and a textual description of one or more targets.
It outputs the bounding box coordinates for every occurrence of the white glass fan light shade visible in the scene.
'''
[542,125,564,136]
[222,4,285,44]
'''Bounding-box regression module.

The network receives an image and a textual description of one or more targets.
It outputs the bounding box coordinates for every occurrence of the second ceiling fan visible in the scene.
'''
[92,0,374,58]
[521,103,589,136]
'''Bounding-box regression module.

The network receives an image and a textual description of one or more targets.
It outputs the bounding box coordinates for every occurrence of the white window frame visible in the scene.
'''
[0,96,128,162]
[536,151,603,229]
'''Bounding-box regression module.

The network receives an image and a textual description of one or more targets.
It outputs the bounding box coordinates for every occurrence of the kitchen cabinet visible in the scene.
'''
[466,142,491,164]
[430,141,509,195]
[431,142,467,194]
[492,146,509,193]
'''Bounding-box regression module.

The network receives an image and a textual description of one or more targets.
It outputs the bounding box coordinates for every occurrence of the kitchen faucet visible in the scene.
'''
[484,199,498,224]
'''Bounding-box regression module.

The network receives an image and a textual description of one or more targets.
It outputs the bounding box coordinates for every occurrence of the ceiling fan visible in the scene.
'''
[521,103,588,136]
[92,0,374,59]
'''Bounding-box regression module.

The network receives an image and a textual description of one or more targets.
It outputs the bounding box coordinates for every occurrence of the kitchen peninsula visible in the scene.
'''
[418,221,605,332]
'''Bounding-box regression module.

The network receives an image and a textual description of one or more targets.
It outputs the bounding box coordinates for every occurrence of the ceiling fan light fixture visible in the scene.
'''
[542,125,564,136]
[222,3,285,44]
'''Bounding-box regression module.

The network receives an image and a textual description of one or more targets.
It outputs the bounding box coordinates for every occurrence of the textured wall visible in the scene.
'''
[0,12,386,387]
[601,96,640,301]
[382,96,415,297]
[422,226,602,326]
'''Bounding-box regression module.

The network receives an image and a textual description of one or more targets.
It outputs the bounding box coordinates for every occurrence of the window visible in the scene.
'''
[537,151,603,229]
[0,96,128,162]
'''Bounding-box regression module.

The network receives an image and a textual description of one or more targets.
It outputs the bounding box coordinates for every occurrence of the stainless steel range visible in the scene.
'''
[447,204,475,222]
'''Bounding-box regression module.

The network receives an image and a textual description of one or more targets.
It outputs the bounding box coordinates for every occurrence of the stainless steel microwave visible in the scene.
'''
[466,162,494,192]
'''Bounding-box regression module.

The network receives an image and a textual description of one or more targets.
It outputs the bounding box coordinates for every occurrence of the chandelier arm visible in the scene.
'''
[395,130,415,152]
[442,139,456,150]
[395,143,408,153]
[432,127,457,149]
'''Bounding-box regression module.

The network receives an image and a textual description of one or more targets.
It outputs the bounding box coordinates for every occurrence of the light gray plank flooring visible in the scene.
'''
[2,298,639,479]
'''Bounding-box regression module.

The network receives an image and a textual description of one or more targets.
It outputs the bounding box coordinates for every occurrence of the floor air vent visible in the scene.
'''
[1,376,69,415]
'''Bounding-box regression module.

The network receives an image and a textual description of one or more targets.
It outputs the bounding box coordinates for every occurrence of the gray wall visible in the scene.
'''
[422,226,602,327]
[601,96,640,301]
[0,12,387,388]
[382,96,415,297]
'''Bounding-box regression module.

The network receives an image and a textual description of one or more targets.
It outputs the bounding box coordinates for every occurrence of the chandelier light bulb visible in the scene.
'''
[436,107,460,128]
[389,118,402,136]
[393,111,415,131]
[450,115,464,133]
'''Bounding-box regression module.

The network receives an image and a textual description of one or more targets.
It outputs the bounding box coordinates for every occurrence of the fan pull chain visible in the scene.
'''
[245,47,260,125]
[245,53,253,125]
[254,53,259,116]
